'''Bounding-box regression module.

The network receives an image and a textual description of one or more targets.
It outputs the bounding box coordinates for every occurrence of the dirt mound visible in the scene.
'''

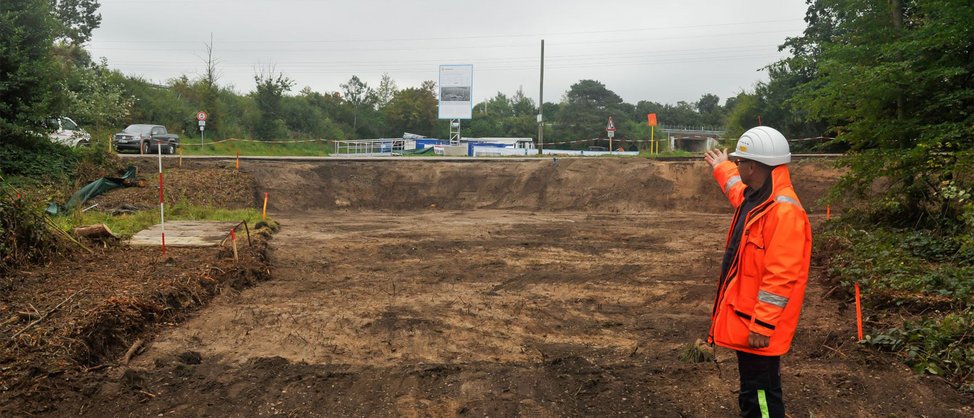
[88,166,257,211]
[0,241,271,415]
[246,159,839,214]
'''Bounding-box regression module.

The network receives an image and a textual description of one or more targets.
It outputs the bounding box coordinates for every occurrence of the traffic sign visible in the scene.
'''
[606,116,616,132]
[647,113,657,127]
[196,111,208,121]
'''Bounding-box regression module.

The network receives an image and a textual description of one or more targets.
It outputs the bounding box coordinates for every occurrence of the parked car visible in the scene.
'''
[113,124,180,154]
[47,116,91,147]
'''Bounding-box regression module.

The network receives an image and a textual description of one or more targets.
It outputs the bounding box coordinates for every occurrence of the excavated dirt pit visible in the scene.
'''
[7,158,974,416]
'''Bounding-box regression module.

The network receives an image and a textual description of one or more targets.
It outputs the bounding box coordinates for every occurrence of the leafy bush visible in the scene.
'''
[865,309,974,392]
[0,190,66,274]
[0,137,78,180]
[819,220,974,391]
[820,224,974,306]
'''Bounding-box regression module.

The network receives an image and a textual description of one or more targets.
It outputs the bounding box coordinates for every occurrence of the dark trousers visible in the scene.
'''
[736,351,784,418]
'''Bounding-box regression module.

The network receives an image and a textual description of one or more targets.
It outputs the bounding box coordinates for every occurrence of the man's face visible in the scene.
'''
[735,158,757,186]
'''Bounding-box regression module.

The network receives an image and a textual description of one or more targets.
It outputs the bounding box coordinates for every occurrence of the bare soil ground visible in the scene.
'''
[3,158,972,417]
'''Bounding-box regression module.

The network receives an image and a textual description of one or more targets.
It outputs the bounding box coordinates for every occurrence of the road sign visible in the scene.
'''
[196,111,208,121]
[199,120,206,131]
[608,131,615,138]
[606,116,616,132]
[647,113,657,127]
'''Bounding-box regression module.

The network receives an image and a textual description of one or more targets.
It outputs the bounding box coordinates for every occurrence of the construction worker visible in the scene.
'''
[703,126,812,418]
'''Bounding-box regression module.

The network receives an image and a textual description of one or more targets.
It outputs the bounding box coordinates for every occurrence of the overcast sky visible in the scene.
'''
[87,0,809,106]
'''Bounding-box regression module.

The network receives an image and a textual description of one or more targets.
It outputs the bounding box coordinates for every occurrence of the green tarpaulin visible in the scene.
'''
[46,166,138,215]
[400,147,434,155]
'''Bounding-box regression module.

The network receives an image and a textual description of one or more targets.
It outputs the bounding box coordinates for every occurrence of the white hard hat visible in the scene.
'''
[730,126,791,166]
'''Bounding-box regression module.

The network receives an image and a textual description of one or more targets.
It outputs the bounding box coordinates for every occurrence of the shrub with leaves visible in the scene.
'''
[820,224,974,307]
[819,219,974,392]
[865,309,974,392]
[0,190,65,274]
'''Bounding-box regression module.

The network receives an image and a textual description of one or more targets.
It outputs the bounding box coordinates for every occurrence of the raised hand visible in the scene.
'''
[704,148,729,168]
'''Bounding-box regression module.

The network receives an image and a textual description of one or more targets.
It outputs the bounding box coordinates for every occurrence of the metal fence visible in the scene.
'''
[332,139,406,155]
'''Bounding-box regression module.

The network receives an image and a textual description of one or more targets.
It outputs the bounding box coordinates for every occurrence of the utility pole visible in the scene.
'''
[537,39,544,155]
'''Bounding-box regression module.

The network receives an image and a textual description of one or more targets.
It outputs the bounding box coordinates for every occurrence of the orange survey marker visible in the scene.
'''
[262,192,269,220]
[855,282,863,341]
[827,205,831,220]
[236,151,240,172]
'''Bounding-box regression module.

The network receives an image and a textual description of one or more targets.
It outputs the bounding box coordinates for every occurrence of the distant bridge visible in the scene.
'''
[660,126,724,152]
[657,127,830,152]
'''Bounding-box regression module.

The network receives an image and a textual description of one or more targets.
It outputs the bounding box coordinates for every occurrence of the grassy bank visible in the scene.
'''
[179,139,332,157]
[49,204,266,239]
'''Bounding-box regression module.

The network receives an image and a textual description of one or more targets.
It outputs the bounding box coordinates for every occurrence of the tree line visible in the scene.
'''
[736,0,972,225]
[1,1,739,152]
[90,71,736,149]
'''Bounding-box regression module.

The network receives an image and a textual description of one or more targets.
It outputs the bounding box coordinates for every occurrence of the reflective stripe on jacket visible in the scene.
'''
[708,161,812,356]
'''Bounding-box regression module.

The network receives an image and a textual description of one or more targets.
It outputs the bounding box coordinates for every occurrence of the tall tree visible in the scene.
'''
[340,75,376,136]
[0,0,60,145]
[63,58,134,132]
[556,79,628,141]
[374,73,398,110]
[787,0,974,221]
[696,94,720,115]
[508,87,537,137]
[50,0,101,45]
[253,67,294,140]
[384,83,436,137]
[199,34,222,136]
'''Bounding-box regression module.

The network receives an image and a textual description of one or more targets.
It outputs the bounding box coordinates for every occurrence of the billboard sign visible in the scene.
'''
[438,64,473,120]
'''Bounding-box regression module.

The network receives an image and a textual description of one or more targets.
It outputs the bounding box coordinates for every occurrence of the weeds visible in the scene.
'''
[819,219,974,391]
[179,139,332,157]
[48,203,265,239]
[678,339,715,364]
[865,309,974,393]
[0,188,67,274]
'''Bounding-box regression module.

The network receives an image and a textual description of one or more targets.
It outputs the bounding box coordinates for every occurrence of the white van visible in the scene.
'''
[48,116,91,147]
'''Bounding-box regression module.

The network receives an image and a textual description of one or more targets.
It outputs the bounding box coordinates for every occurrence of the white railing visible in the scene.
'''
[333,139,406,155]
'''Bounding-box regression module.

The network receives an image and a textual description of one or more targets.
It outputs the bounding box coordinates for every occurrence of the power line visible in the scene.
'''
[88,29,798,53]
[108,54,783,75]
[93,18,803,45]
[103,45,780,67]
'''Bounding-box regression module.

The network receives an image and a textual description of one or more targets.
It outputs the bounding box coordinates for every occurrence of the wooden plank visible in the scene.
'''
[129,221,238,247]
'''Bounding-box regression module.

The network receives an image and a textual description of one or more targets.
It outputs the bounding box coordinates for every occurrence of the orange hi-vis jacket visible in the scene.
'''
[709,161,812,356]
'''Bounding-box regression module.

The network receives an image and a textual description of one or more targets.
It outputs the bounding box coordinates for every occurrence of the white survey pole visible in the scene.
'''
[158,142,166,255]
[538,39,544,155]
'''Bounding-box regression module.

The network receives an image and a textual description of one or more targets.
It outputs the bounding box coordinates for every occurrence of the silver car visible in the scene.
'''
[48,116,91,147]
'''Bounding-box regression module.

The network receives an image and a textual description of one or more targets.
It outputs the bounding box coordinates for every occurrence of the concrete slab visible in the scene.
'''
[129,221,238,247]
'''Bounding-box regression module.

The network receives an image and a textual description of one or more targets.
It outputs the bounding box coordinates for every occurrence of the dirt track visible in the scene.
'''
[48,159,974,416]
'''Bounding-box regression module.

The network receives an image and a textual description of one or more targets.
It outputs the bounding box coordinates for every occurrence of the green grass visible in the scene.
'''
[640,149,696,158]
[179,139,333,157]
[50,202,266,239]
